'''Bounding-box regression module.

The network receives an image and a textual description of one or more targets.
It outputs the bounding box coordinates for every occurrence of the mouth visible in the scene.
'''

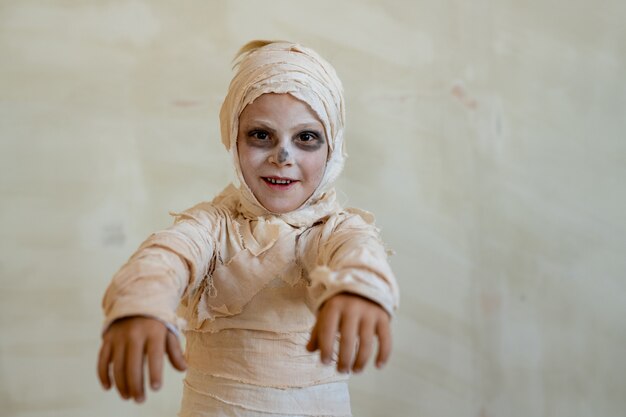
[262,176,298,189]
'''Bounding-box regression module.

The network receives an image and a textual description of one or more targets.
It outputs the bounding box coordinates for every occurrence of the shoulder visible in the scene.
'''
[305,207,382,249]
[168,202,235,230]
[323,207,378,231]
[167,185,240,225]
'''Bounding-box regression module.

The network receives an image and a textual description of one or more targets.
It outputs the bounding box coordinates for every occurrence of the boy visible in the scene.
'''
[98,40,399,417]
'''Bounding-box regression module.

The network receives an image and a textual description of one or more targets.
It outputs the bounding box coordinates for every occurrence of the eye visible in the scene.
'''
[295,130,325,150]
[249,130,269,140]
[297,131,324,144]
[298,132,316,142]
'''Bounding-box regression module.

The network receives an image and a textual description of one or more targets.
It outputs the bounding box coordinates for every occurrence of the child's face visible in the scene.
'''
[237,93,328,213]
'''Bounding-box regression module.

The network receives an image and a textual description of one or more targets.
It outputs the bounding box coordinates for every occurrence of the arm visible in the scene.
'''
[97,204,220,402]
[101,247,191,333]
[305,209,399,373]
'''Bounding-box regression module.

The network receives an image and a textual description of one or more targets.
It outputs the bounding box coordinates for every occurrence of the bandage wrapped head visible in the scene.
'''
[219,41,346,221]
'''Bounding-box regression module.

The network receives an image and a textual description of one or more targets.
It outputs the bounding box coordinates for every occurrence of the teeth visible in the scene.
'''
[266,178,292,185]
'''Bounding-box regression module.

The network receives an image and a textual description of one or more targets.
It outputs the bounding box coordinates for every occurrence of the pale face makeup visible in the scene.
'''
[237,93,328,214]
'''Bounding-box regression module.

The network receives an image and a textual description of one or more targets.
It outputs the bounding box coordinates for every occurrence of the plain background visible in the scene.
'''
[1,1,625,416]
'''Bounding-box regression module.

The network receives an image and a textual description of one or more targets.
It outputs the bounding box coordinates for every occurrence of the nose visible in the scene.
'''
[269,147,293,166]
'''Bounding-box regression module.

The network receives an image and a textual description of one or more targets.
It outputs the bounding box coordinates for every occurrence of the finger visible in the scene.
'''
[375,318,392,368]
[112,342,129,399]
[166,332,187,372]
[306,319,319,352]
[147,334,165,391]
[337,313,359,373]
[318,307,341,365]
[126,337,146,403]
[97,340,112,389]
[352,318,375,373]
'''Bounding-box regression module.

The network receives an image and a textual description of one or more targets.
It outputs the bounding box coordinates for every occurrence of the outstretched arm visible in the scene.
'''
[304,210,399,373]
[98,204,220,402]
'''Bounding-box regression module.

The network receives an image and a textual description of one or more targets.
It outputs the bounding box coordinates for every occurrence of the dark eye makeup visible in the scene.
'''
[244,128,325,151]
[249,130,270,140]
[245,130,272,147]
[296,130,325,150]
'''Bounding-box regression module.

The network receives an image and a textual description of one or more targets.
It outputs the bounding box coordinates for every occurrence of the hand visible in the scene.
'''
[97,316,187,403]
[306,293,391,373]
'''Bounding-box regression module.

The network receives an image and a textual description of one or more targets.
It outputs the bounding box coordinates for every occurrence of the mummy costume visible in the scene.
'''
[102,41,399,417]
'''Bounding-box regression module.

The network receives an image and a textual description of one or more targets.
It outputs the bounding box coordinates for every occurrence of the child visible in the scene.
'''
[97,40,400,417]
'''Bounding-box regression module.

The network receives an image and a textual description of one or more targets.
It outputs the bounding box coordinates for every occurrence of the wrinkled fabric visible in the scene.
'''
[181,371,351,417]
[102,188,399,415]
[102,41,399,417]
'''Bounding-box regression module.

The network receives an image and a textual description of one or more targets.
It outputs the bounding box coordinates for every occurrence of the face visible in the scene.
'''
[237,93,328,214]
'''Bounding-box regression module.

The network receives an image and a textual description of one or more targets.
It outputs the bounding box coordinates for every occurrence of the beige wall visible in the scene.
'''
[1,1,625,416]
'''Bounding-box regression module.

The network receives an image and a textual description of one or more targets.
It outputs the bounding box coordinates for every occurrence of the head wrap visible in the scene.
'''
[219,40,347,227]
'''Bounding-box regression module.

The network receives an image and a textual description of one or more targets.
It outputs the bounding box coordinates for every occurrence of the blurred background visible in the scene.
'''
[1,1,625,416]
